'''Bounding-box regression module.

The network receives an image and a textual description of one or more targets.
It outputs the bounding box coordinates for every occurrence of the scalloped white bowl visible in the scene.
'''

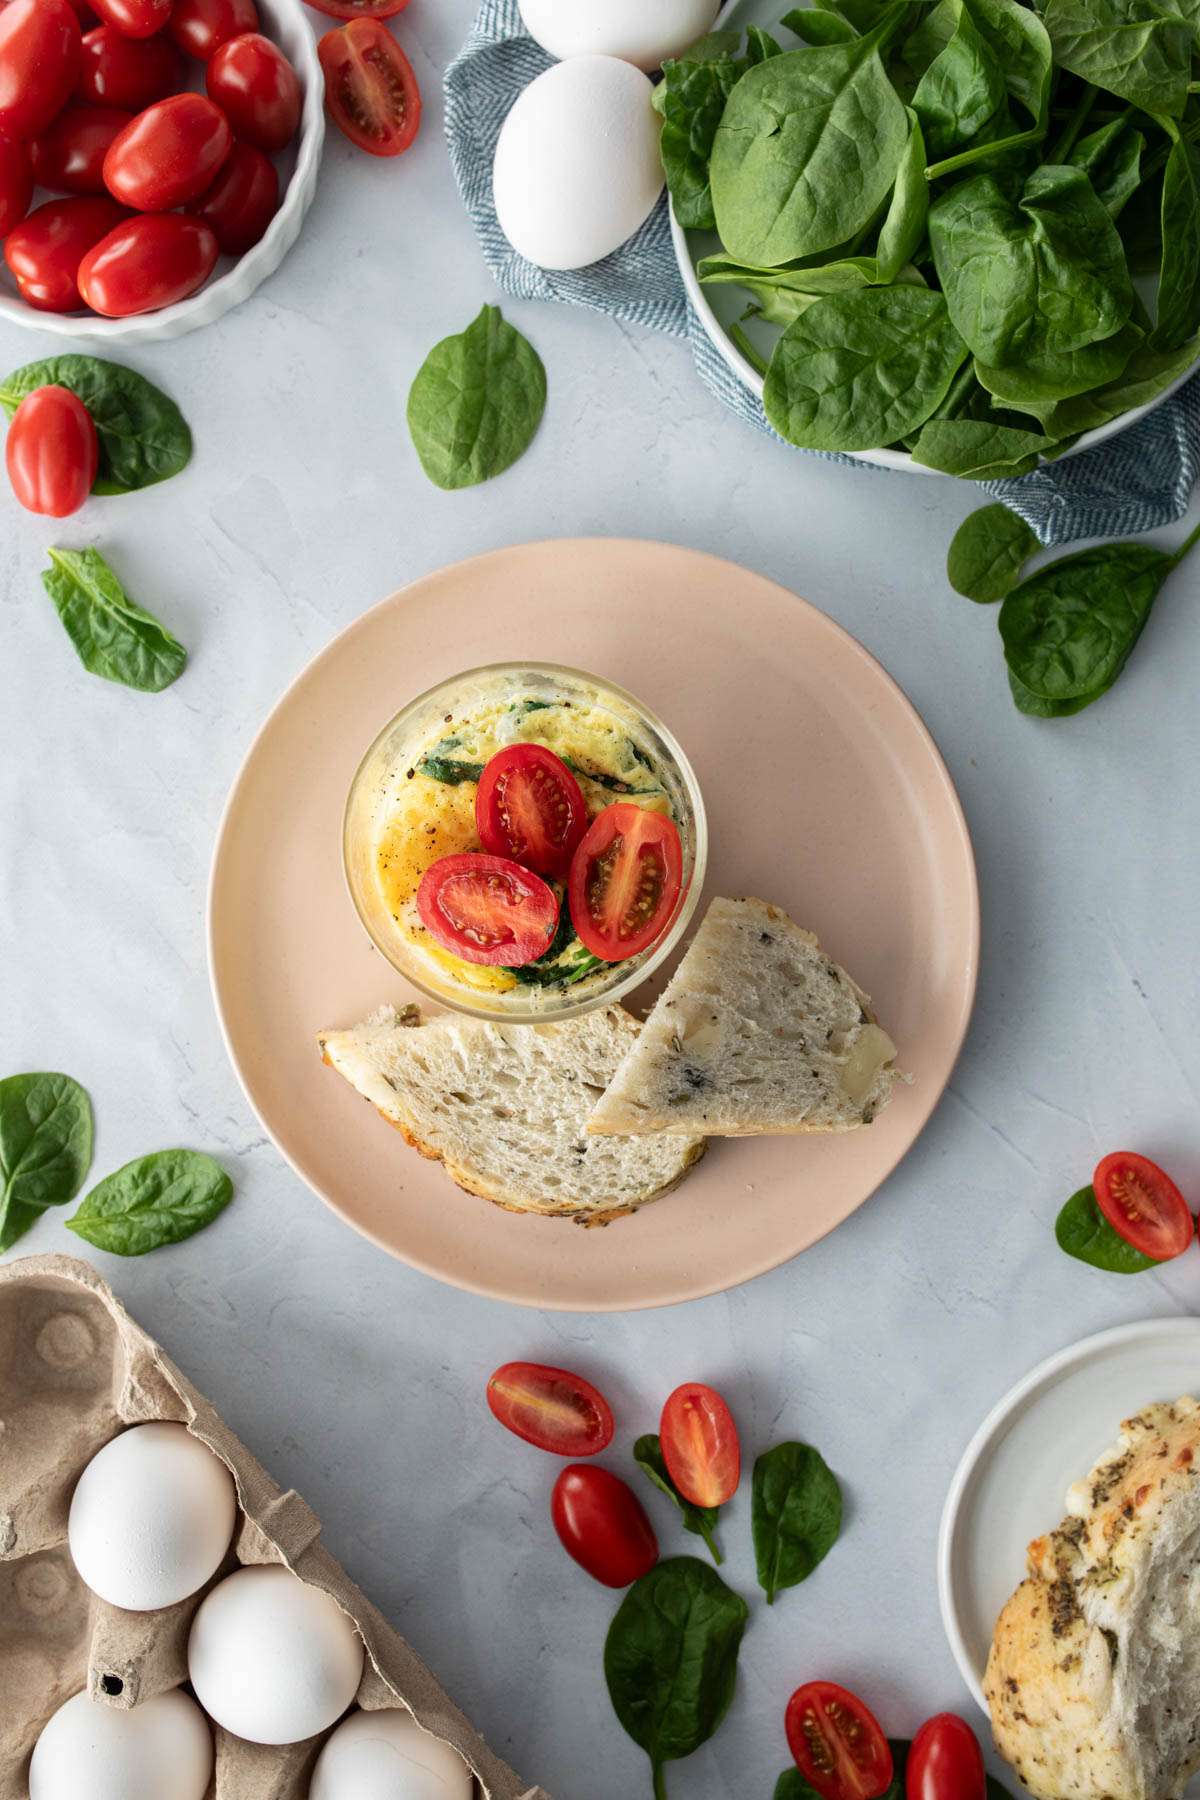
[0,0,324,345]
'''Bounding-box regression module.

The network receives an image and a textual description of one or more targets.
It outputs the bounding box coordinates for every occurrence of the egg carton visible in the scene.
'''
[0,1253,551,1800]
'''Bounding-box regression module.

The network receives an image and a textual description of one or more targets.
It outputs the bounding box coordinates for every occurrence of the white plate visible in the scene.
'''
[938,1317,1200,1717]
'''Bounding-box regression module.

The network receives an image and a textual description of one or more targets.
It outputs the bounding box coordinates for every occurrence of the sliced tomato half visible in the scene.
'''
[416,851,557,968]
[786,1682,894,1800]
[487,1362,614,1456]
[476,744,587,880]
[1092,1151,1193,1261]
[317,18,420,157]
[567,803,683,963]
[660,1382,740,1508]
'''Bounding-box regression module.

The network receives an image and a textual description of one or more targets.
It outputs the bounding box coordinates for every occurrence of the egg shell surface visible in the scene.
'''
[492,55,665,271]
[67,1421,237,1612]
[29,1687,212,1800]
[518,0,720,71]
[308,1707,475,1799]
[188,1563,365,1745]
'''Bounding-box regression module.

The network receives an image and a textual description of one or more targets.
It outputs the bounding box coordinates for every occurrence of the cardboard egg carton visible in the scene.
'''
[0,1253,551,1800]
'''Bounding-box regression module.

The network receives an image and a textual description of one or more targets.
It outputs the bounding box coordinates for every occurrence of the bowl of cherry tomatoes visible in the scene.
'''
[0,0,324,341]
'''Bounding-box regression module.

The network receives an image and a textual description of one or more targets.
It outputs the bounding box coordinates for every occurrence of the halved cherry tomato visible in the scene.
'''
[0,0,81,142]
[4,195,127,310]
[206,31,299,153]
[77,211,217,314]
[305,0,409,18]
[907,1714,985,1800]
[567,803,684,963]
[103,92,231,209]
[476,745,588,880]
[660,1383,740,1508]
[487,1362,614,1457]
[318,19,419,157]
[417,851,557,968]
[89,0,171,41]
[1093,1151,1193,1262]
[32,105,131,194]
[551,1465,658,1588]
[186,137,276,253]
[786,1683,894,1800]
[0,129,32,235]
[170,0,257,59]
[6,385,98,518]
[76,24,181,107]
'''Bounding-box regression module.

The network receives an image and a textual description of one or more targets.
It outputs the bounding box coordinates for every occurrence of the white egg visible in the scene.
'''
[68,1422,237,1612]
[519,0,720,71]
[29,1688,212,1800]
[309,1709,474,1800]
[493,56,665,271]
[188,1563,364,1745]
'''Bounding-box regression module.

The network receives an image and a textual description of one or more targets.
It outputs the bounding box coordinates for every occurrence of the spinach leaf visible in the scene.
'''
[909,417,1048,477]
[710,22,911,267]
[416,753,485,784]
[604,1557,748,1799]
[975,323,1142,406]
[1056,1184,1160,1272]
[42,548,187,693]
[1008,665,1110,716]
[67,1150,233,1256]
[775,1773,823,1800]
[947,502,1039,602]
[782,7,859,45]
[407,305,546,491]
[1068,119,1146,220]
[1042,0,1195,118]
[752,1441,843,1604]
[0,1072,93,1253]
[633,1434,723,1565]
[0,354,191,495]
[911,1,1007,158]
[1153,128,1200,351]
[966,0,1054,126]
[764,286,969,452]
[929,165,1134,366]
[655,35,771,231]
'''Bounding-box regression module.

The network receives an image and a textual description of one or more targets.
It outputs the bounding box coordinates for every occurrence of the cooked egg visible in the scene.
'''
[493,56,664,270]
[519,0,720,71]
[187,1563,364,1745]
[68,1422,237,1612]
[308,1708,474,1799]
[29,1689,212,1800]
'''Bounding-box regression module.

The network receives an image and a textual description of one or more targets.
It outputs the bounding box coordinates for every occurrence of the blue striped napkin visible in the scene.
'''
[444,0,1200,546]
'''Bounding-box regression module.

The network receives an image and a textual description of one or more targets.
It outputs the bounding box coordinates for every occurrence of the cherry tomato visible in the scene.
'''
[907,1714,985,1800]
[103,93,231,209]
[0,128,32,235]
[786,1683,894,1800]
[660,1383,740,1508]
[475,745,588,881]
[76,24,181,107]
[487,1363,614,1457]
[32,104,131,194]
[567,803,684,963]
[89,0,171,41]
[551,1466,658,1588]
[318,19,419,157]
[77,211,217,314]
[4,194,127,310]
[1093,1151,1193,1261]
[6,385,98,518]
[186,137,275,253]
[0,0,81,142]
[304,0,409,18]
[170,0,257,58]
[416,852,558,968]
[206,31,299,154]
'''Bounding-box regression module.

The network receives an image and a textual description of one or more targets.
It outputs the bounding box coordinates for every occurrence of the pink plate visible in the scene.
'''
[208,539,979,1311]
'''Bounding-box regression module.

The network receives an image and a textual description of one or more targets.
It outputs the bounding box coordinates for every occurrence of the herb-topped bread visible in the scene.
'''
[587,897,898,1138]
[318,1003,704,1225]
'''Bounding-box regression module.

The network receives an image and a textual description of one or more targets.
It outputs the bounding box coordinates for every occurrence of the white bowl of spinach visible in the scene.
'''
[665,0,1200,479]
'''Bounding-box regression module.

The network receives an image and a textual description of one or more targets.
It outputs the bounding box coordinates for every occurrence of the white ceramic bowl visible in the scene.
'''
[0,0,324,345]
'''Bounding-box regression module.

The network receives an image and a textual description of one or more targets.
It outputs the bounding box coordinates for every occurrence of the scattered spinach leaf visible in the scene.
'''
[0,1072,93,1253]
[775,1772,823,1800]
[42,548,187,693]
[66,1150,233,1256]
[633,1434,723,1565]
[947,502,1040,601]
[0,354,191,495]
[752,1441,843,1604]
[407,305,546,491]
[1056,1184,1160,1272]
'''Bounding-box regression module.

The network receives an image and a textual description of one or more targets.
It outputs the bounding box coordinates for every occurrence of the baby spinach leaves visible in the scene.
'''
[947,502,1038,601]
[0,354,191,495]
[1152,128,1200,350]
[655,28,781,231]
[752,1442,843,1604]
[911,0,1007,159]
[0,1073,93,1253]
[604,1557,748,1800]
[909,417,1048,477]
[66,1150,233,1256]
[407,305,546,491]
[634,1433,723,1564]
[1056,1184,1161,1272]
[43,548,187,693]
[1043,0,1196,117]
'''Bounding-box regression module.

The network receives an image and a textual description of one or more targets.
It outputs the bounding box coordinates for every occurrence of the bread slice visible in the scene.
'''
[318,1004,704,1226]
[985,1398,1200,1800]
[587,897,898,1138]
